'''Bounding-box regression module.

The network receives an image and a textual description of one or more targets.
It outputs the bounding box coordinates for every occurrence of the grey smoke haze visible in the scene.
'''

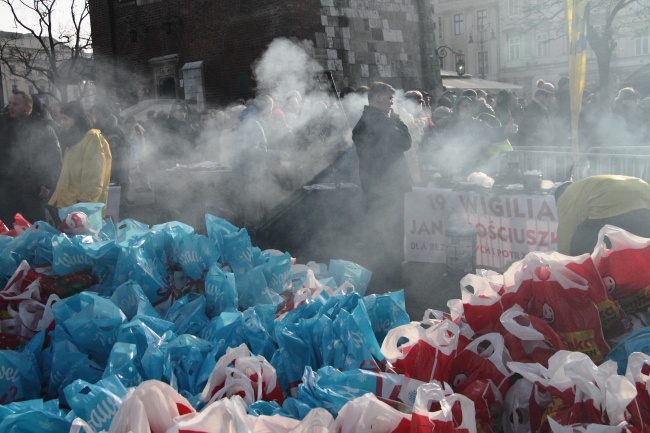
[253,38,323,105]
[83,37,650,266]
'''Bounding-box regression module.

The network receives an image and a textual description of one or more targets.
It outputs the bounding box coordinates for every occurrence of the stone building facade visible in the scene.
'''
[87,0,442,107]
[435,0,650,100]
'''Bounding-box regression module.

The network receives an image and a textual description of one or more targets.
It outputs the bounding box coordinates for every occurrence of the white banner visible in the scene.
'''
[405,187,558,269]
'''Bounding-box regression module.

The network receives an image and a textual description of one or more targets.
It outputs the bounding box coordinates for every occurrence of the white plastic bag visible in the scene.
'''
[200,343,283,407]
[107,380,194,433]
[337,393,411,433]
[167,395,252,433]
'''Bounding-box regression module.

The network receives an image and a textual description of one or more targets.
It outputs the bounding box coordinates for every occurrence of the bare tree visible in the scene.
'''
[514,0,650,101]
[0,0,92,103]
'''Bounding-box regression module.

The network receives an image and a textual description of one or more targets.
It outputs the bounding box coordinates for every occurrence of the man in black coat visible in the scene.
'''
[352,82,412,290]
[0,91,62,225]
[518,87,555,147]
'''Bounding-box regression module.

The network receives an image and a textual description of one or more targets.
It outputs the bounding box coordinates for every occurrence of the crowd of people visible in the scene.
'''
[1,78,649,289]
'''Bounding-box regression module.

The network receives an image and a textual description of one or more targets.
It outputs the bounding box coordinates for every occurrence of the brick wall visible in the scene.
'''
[88,0,441,105]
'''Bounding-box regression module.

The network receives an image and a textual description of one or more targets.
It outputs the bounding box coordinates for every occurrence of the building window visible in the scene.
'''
[454,14,464,36]
[509,36,521,61]
[477,9,487,29]
[509,0,521,16]
[635,36,649,56]
[438,16,443,40]
[536,32,549,57]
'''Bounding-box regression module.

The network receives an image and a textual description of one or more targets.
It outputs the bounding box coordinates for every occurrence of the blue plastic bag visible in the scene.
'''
[274,320,314,390]
[103,342,143,388]
[98,217,117,240]
[261,252,293,294]
[605,325,650,374]
[328,259,371,295]
[114,241,172,313]
[363,290,410,344]
[204,265,237,318]
[222,229,255,275]
[166,334,212,395]
[237,266,283,310]
[248,400,283,416]
[5,221,60,265]
[240,307,277,360]
[115,318,170,361]
[63,375,126,433]
[164,293,209,336]
[0,237,17,289]
[150,221,195,270]
[52,292,127,366]
[0,350,41,404]
[205,214,238,253]
[58,357,105,406]
[51,234,96,275]
[110,280,161,320]
[140,330,175,382]
[198,311,244,347]
[179,234,220,279]
[0,410,71,433]
[48,326,88,397]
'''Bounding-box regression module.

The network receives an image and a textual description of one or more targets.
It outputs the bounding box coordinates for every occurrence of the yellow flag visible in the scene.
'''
[565,0,590,152]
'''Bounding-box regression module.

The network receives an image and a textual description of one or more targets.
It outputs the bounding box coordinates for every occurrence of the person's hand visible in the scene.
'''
[505,120,518,134]
[38,186,51,199]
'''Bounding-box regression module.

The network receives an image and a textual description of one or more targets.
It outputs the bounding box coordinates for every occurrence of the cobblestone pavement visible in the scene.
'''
[396,262,463,321]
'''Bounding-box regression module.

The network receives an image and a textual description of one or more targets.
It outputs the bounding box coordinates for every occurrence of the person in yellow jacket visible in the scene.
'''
[554,175,650,255]
[48,101,112,214]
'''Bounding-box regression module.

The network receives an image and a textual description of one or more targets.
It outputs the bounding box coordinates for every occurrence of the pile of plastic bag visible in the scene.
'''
[1,204,650,433]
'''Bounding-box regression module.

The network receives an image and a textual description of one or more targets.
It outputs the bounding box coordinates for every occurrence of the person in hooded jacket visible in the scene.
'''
[0,91,62,224]
[48,101,112,215]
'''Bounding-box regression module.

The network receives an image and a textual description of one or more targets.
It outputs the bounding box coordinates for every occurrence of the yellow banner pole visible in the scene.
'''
[565,0,589,154]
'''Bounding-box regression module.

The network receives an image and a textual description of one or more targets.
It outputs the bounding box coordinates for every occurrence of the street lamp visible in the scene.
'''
[468,22,496,79]
[435,45,466,77]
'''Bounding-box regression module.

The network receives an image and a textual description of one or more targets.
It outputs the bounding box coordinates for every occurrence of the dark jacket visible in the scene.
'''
[98,115,128,185]
[519,99,552,147]
[352,105,412,199]
[0,114,62,223]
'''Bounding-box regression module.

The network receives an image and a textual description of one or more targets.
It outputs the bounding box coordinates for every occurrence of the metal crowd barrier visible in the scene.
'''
[499,150,650,183]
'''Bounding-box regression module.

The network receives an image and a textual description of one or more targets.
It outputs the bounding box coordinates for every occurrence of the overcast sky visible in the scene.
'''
[0,0,91,35]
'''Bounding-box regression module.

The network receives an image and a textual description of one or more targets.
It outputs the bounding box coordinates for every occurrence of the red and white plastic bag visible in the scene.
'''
[592,225,650,316]
[458,273,514,336]
[500,305,568,366]
[504,252,610,363]
[448,333,513,428]
[410,382,477,433]
[625,352,650,431]
[381,319,459,383]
